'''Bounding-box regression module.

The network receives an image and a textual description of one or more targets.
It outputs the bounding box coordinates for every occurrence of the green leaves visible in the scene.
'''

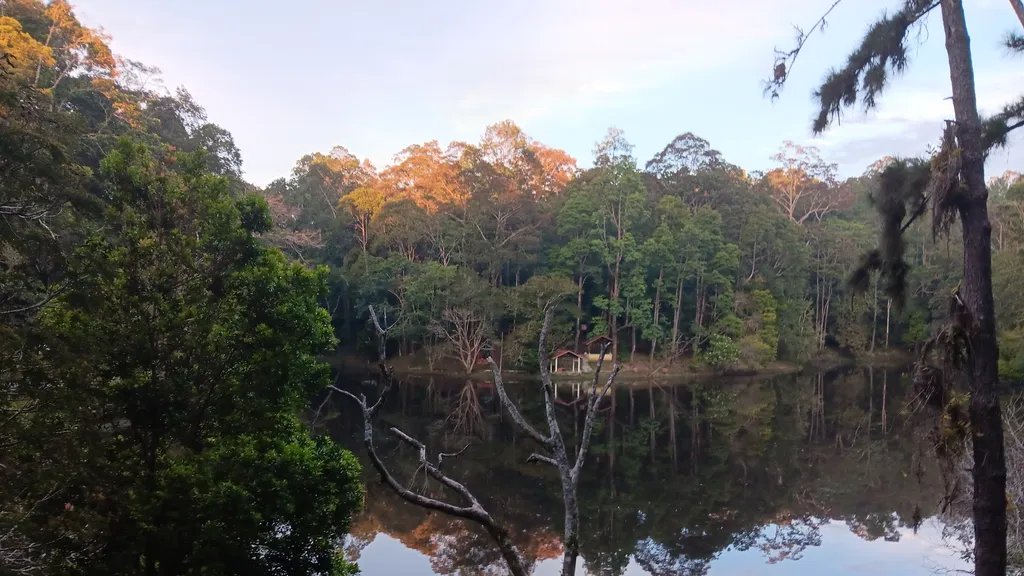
[17,138,361,574]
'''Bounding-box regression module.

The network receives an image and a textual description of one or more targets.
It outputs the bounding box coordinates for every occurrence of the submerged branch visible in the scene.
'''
[334,322,530,576]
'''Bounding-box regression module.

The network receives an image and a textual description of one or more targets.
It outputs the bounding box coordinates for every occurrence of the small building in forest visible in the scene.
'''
[550,350,585,374]
[584,335,612,362]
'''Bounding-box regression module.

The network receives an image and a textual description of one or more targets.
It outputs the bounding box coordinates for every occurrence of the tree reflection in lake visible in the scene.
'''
[323,367,969,575]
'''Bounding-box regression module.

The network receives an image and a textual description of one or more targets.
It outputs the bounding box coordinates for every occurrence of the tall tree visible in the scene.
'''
[766,1,1020,572]
[589,128,647,360]
[764,142,839,224]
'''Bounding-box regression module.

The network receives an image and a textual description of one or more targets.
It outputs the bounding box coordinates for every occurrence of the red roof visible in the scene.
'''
[552,349,584,360]
[585,335,612,345]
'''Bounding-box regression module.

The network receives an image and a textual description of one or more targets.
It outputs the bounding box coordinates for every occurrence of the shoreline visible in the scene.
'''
[332,349,916,383]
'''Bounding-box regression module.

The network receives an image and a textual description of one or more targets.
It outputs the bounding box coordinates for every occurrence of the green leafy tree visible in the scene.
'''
[23,140,363,575]
[551,183,605,350]
[586,131,649,360]
[0,50,94,576]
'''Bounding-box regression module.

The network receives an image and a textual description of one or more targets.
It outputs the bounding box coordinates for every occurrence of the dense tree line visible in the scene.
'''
[265,115,1024,376]
[1,1,362,574]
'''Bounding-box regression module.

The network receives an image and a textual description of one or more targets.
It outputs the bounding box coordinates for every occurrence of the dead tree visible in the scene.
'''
[335,305,620,576]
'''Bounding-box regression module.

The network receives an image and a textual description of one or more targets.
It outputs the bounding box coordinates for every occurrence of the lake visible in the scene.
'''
[321,366,971,575]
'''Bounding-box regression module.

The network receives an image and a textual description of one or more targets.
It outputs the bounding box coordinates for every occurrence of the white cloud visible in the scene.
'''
[806,67,1024,175]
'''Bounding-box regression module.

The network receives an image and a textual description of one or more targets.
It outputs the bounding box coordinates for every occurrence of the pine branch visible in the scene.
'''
[983,95,1024,150]
[766,0,940,133]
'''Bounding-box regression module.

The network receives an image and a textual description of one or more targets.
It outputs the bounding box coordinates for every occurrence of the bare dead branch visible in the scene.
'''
[437,444,470,469]
[338,387,485,518]
[572,359,621,485]
[365,305,396,417]
[0,282,67,315]
[485,356,552,448]
[764,0,847,99]
[527,453,559,467]
[389,427,482,508]
[535,307,569,458]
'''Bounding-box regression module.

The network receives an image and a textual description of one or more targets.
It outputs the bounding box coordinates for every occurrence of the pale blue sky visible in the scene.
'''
[74,0,1024,186]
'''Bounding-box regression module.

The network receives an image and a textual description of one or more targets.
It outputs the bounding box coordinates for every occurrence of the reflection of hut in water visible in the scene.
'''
[550,350,585,374]
[553,380,609,401]
[584,335,612,362]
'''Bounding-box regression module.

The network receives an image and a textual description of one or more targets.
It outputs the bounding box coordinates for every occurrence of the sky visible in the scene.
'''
[71,0,1024,186]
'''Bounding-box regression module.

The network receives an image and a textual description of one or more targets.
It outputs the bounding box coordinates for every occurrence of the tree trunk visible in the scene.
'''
[814,252,822,349]
[610,257,621,361]
[882,369,888,434]
[628,388,635,425]
[668,387,678,472]
[608,392,617,499]
[1010,0,1024,29]
[885,298,891,348]
[694,277,705,335]
[939,2,1007,574]
[747,240,758,280]
[648,381,656,455]
[559,476,581,576]
[868,366,874,435]
[650,268,664,366]
[575,275,585,352]
[871,274,878,352]
[488,529,530,576]
[671,276,684,360]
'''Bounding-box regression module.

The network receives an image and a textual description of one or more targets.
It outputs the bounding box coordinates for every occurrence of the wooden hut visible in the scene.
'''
[584,335,612,362]
[550,350,584,374]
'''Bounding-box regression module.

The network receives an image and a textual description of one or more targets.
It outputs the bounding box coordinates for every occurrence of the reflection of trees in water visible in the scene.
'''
[748,519,823,564]
[633,537,711,576]
[446,380,487,438]
[329,366,945,575]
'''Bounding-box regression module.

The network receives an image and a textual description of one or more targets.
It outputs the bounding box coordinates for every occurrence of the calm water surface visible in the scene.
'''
[324,367,970,575]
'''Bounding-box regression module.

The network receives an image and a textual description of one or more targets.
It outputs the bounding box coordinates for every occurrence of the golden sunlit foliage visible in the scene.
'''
[0,16,52,80]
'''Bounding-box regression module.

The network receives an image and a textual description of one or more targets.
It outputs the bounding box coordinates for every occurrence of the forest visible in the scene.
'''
[265,103,1024,378]
[3,0,1024,575]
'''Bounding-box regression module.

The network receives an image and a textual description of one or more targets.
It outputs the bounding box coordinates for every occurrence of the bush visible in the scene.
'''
[700,333,740,370]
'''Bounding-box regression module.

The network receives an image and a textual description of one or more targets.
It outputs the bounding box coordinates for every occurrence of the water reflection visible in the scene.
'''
[322,367,970,575]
